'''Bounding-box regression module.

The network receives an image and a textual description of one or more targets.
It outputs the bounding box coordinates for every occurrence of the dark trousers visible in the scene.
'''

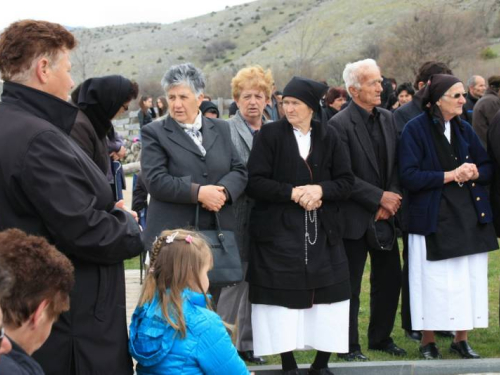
[344,234,402,352]
[400,231,412,331]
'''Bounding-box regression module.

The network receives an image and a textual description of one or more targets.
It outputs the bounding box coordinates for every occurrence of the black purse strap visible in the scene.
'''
[195,204,227,252]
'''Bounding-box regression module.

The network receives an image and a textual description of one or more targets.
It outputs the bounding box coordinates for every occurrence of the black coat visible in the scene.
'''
[487,109,500,236]
[0,82,143,375]
[141,115,248,250]
[328,101,401,240]
[246,118,354,291]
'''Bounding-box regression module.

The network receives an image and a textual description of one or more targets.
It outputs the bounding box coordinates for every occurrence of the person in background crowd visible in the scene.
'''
[140,63,247,306]
[381,76,397,110]
[461,75,486,124]
[0,229,74,375]
[324,86,348,120]
[132,171,149,229]
[217,65,272,366]
[274,90,285,118]
[138,95,155,127]
[129,229,250,375]
[399,74,497,359]
[200,100,220,118]
[203,94,213,101]
[0,266,13,358]
[264,82,281,121]
[392,61,453,344]
[329,59,406,361]
[156,96,168,117]
[472,75,500,148]
[392,82,415,111]
[394,61,452,136]
[0,20,144,375]
[246,76,354,375]
[388,78,397,92]
[70,75,138,176]
[229,101,239,117]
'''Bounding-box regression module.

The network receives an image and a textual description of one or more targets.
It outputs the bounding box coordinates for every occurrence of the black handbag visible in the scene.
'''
[366,215,396,251]
[195,204,243,287]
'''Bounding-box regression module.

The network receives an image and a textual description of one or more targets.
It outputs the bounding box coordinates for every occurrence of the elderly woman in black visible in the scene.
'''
[140,63,247,302]
[399,74,498,360]
[246,77,354,375]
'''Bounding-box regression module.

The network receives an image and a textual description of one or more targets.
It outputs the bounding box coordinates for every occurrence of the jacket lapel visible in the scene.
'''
[201,117,218,153]
[163,116,203,157]
[351,105,379,175]
[233,113,253,152]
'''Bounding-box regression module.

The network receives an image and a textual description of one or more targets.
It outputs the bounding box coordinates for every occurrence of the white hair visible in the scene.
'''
[161,63,205,96]
[342,58,380,97]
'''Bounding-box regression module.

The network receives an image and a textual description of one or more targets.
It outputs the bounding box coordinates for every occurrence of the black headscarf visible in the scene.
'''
[282,76,328,114]
[199,100,220,118]
[421,74,462,131]
[75,75,132,139]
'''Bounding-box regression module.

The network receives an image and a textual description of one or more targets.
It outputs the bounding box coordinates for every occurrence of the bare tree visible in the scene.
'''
[287,14,330,76]
[378,8,488,80]
[72,30,102,83]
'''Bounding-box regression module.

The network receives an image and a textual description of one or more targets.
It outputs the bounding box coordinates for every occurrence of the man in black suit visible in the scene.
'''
[329,58,405,360]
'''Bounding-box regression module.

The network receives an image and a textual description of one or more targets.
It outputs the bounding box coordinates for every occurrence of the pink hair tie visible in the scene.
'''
[185,235,193,244]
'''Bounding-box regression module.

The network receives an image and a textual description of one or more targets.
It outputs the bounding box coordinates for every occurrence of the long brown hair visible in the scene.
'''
[138,229,213,338]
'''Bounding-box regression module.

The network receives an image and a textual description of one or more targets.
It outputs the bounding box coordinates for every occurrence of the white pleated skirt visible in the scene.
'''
[251,300,350,356]
[409,234,488,331]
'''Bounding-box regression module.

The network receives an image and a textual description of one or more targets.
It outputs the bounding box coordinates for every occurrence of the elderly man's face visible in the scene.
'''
[0,307,12,357]
[351,66,383,111]
[470,76,486,99]
[236,88,267,123]
[44,49,74,101]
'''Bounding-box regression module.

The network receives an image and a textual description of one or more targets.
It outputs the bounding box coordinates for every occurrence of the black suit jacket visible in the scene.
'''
[328,101,401,240]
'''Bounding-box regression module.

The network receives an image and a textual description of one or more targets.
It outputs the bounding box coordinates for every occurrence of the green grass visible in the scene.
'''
[125,240,500,364]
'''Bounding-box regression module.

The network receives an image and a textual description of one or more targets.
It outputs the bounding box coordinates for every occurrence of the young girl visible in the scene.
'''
[129,229,249,374]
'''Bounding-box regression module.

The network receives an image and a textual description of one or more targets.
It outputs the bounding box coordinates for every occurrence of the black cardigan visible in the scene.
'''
[246,118,354,290]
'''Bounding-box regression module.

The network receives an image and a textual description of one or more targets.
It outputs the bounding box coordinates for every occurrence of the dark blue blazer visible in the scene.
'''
[399,112,493,235]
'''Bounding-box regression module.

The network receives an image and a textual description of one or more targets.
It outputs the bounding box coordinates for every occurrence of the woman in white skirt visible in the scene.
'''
[246,76,354,375]
[399,74,498,360]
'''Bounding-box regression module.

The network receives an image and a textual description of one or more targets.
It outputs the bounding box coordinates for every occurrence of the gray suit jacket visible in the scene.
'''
[227,111,268,261]
[141,115,248,250]
[328,101,401,240]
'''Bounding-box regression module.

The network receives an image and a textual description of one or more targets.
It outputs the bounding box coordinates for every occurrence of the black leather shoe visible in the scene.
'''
[435,330,455,338]
[419,342,441,360]
[238,350,266,364]
[450,341,480,359]
[308,366,334,375]
[337,350,369,361]
[405,330,422,342]
[369,342,407,357]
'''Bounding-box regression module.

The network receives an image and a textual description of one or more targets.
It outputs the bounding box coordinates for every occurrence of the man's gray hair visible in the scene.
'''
[467,75,479,89]
[342,58,380,97]
[161,63,205,96]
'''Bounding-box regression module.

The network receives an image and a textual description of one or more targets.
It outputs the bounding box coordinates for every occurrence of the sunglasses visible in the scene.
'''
[444,92,467,99]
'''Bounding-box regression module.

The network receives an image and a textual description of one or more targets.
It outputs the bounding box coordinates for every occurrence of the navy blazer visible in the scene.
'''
[399,113,493,235]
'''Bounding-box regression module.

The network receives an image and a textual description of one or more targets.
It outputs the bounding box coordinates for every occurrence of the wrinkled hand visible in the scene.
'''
[375,207,391,221]
[295,185,323,211]
[199,185,226,212]
[115,199,138,222]
[455,163,478,183]
[380,191,402,216]
[110,146,127,161]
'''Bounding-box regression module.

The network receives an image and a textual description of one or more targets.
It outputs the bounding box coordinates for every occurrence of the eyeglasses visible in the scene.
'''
[443,92,467,99]
[0,326,4,347]
[122,104,129,111]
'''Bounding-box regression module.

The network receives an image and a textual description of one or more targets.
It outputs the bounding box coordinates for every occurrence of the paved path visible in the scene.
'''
[125,269,142,327]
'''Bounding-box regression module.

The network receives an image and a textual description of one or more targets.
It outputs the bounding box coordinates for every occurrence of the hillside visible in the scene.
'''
[70,0,500,96]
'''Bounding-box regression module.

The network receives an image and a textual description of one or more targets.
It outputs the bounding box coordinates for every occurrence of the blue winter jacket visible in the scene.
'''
[129,289,249,375]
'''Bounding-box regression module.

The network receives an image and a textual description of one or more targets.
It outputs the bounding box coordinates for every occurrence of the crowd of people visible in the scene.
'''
[1,18,500,375]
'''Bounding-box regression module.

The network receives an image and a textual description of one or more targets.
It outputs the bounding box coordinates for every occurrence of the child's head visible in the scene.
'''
[138,229,213,337]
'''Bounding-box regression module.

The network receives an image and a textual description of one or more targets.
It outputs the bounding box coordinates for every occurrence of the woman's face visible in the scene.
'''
[283,97,313,127]
[397,90,412,106]
[437,82,466,121]
[112,100,130,119]
[330,96,346,111]
[235,88,267,123]
[167,85,204,124]
[157,99,164,109]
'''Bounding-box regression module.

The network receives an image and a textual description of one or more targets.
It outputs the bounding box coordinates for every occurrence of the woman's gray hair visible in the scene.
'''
[161,63,205,96]
[342,58,380,97]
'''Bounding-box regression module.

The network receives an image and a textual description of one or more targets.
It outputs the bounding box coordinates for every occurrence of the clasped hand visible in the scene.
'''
[198,185,226,212]
[454,163,479,183]
[291,185,323,211]
[379,191,402,219]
